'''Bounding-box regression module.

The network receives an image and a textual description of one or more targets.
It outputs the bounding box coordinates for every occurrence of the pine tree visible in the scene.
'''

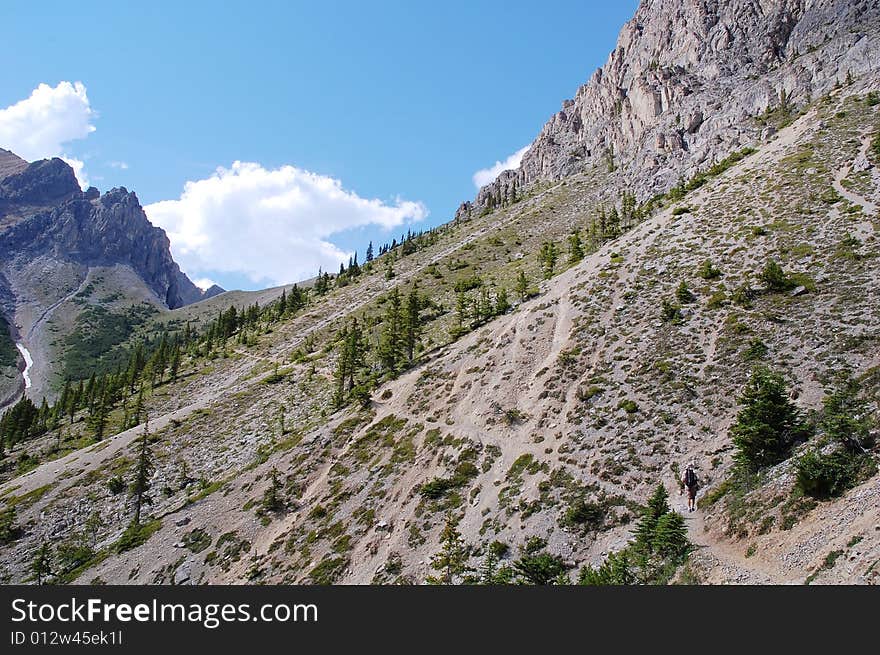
[130,422,154,526]
[31,541,53,585]
[579,549,635,585]
[607,206,621,238]
[634,484,670,552]
[539,242,558,279]
[85,511,104,547]
[333,318,367,407]
[495,287,510,314]
[261,467,284,513]
[89,389,109,440]
[378,289,403,372]
[403,286,422,364]
[430,515,469,584]
[366,241,374,262]
[133,384,145,427]
[652,512,689,558]
[453,291,468,335]
[169,343,181,381]
[731,367,808,469]
[821,371,874,452]
[515,271,529,302]
[568,230,584,263]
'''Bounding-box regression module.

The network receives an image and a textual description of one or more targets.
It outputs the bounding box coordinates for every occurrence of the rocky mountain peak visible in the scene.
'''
[0,156,81,214]
[0,148,27,180]
[456,0,880,220]
[0,154,221,310]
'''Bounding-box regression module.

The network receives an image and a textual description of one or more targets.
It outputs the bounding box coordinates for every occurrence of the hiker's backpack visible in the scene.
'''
[685,468,697,487]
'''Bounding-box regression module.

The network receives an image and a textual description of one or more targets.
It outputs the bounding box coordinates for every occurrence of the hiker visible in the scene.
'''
[680,462,699,512]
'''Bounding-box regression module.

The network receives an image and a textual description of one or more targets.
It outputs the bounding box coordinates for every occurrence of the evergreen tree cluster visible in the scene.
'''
[730,367,810,470]
[333,286,428,407]
[579,485,690,585]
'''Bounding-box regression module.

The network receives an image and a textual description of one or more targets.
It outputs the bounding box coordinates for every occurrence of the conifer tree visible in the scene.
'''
[568,230,585,263]
[261,467,284,513]
[31,541,53,585]
[378,289,403,372]
[403,286,422,364]
[634,484,670,552]
[515,271,529,303]
[651,512,689,558]
[539,242,559,279]
[430,515,469,584]
[731,367,808,469]
[495,287,510,314]
[130,421,154,526]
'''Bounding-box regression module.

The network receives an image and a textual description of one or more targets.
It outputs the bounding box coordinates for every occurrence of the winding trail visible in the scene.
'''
[832,132,877,215]
[683,502,801,585]
[23,274,91,342]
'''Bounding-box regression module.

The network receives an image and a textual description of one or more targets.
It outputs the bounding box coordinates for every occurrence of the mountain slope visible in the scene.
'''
[0,83,877,585]
[0,0,878,586]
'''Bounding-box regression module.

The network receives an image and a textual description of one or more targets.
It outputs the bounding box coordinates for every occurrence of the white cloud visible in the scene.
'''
[0,81,96,189]
[193,278,218,292]
[472,145,529,189]
[108,161,128,170]
[61,157,89,189]
[145,161,428,287]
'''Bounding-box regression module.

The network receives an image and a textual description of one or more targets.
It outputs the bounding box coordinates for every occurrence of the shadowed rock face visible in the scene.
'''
[456,0,880,220]
[0,155,218,309]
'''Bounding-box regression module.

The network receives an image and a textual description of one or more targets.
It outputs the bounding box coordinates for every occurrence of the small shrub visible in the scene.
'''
[759,259,794,292]
[742,338,768,362]
[107,476,126,495]
[676,281,695,304]
[660,298,682,323]
[697,259,722,280]
[617,399,639,414]
[795,449,876,500]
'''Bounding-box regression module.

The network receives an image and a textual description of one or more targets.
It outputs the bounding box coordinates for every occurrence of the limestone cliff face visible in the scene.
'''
[457,0,880,220]
[0,157,214,309]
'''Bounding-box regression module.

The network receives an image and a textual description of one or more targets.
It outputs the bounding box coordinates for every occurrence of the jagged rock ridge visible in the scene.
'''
[457,0,880,220]
[0,156,217,310]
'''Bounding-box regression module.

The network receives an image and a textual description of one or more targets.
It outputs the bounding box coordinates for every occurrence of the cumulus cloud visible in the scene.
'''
[472,145,529,189]
[145,161,428,287]
[0,81,96,189]
[193,278,219,292]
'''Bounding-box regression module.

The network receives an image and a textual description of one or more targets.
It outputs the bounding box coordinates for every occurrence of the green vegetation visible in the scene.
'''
[427,515,469,584]
[0,506,20,544]
[730,367,809,470]
[795,372,876,499]
[697,259,722,280]
[665,148,757,202]
[63,303,159,380]
[759,259,795,292]
[579,485,690,585]
[113,519,162,554]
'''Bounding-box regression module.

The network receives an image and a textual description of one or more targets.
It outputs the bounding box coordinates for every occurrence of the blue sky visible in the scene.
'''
[1,0,638,291]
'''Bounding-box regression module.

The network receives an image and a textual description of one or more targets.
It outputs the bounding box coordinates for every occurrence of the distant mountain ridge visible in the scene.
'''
[0,155,216,309]
[0,152,223,403]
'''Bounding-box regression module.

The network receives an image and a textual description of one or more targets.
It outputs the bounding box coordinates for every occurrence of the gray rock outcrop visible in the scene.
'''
[457,0,880,220]
[0,156,219,309]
